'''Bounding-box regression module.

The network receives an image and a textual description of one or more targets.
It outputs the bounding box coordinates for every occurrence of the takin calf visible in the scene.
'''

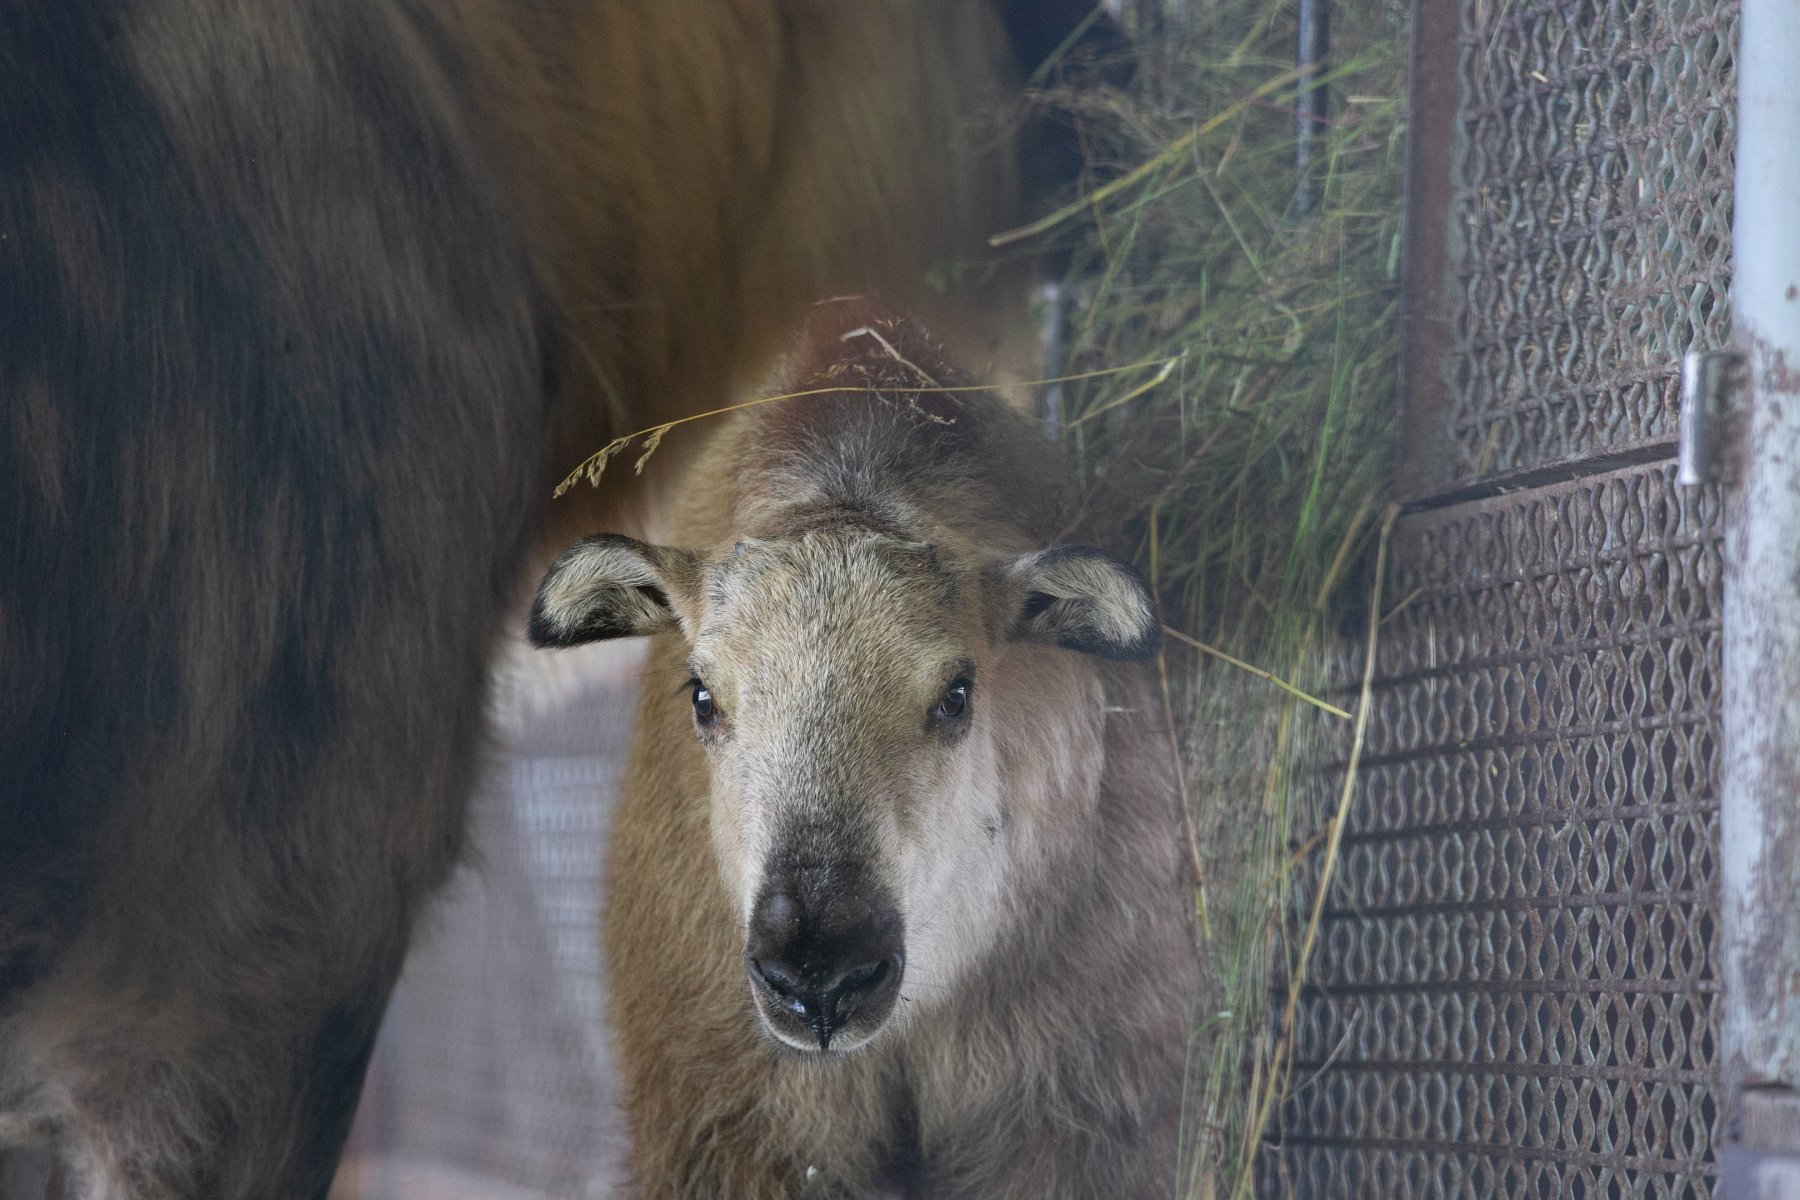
[531,306,1200,1199]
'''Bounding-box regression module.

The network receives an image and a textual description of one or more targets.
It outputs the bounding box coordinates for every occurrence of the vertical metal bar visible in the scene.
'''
[1293,0,1330,215]
[1038,280,1066,440]
[1394,0,1458,500]
[1722,0,1800,1189]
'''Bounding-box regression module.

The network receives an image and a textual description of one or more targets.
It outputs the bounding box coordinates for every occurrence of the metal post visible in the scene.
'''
[1037,280,1066,441]
[1721,0,1800,1191]
[1394,0,1457,500]
[1293,0,1330,215]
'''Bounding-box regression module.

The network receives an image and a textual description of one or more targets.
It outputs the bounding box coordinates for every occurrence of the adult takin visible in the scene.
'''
[0,3,1124,1195]
[531,305,1200,1199]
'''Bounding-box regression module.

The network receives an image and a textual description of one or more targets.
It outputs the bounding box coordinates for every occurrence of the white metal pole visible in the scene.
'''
[1723,0,1800,1190]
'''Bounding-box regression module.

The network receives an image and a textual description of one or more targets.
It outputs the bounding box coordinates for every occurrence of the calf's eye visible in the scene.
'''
[690,679,718,725]
[934,678,972,721]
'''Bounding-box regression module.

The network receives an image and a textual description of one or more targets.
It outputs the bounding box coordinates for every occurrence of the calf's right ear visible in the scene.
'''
[997,545,1160,662]
[529,534,700,647]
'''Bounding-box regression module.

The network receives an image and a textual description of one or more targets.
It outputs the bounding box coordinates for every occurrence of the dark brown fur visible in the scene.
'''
[0,4,1117,1195]
[592,307,1199,1198]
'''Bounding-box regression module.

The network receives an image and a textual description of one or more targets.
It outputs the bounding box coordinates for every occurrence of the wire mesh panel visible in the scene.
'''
[1273,464,1724,1198]
[1436,0,1738,489]
[1266,0,1742,1191]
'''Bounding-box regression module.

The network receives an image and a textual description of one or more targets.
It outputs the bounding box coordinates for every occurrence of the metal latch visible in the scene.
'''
[1678,350,1744,487]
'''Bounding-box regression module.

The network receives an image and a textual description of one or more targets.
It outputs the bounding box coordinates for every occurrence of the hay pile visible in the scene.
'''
[1019,3,1408,1193]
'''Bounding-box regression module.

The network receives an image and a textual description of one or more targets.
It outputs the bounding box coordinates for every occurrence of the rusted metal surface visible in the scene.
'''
[1441,0,1739,489]
[1393,0,1458,500]
[1268,2,1750,1194]
[1717,0,1800,1176]
[1717,330,1800,1105]
[1272,464,1725,1198]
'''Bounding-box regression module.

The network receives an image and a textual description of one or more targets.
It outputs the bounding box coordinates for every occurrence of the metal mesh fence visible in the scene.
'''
[1441,0,1738,487]
[1274,465,1724,1197]
[1270,1,1738,1194]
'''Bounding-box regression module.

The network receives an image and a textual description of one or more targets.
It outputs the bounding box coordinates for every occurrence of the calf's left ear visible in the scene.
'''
[995,546,1160,662]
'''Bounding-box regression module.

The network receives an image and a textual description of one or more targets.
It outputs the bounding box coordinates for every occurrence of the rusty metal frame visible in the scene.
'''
[1399,0,1739,506]
[1718,0,1800,1191]
[1275,1,1750,1196]
[1272,460,1726,1199]
[1393,0,1457,502]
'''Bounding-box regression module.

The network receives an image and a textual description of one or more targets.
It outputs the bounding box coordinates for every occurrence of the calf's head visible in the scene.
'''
[531,525,1156,1054]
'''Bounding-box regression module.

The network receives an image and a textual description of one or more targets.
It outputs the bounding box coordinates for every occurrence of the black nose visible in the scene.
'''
[744,870,904,1051]
[747,952,899,1041]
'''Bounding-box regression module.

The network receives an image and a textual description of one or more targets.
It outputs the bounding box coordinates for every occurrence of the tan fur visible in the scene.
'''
[466,0,1049,553]
[584,306,1198,1198]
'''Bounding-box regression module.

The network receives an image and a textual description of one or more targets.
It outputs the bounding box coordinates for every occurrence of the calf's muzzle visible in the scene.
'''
[744,864,904,1052]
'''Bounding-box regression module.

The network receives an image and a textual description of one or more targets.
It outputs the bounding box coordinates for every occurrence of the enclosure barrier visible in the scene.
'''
[1718,0,1800,1192]
[1273,0,1742,1195]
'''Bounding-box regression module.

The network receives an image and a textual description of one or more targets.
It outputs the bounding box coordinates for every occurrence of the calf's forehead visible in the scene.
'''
[693,533,970,685]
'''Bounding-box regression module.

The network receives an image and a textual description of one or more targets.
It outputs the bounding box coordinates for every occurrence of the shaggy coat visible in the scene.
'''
[533,306,1199,1199]
[0,4,1119,1195]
